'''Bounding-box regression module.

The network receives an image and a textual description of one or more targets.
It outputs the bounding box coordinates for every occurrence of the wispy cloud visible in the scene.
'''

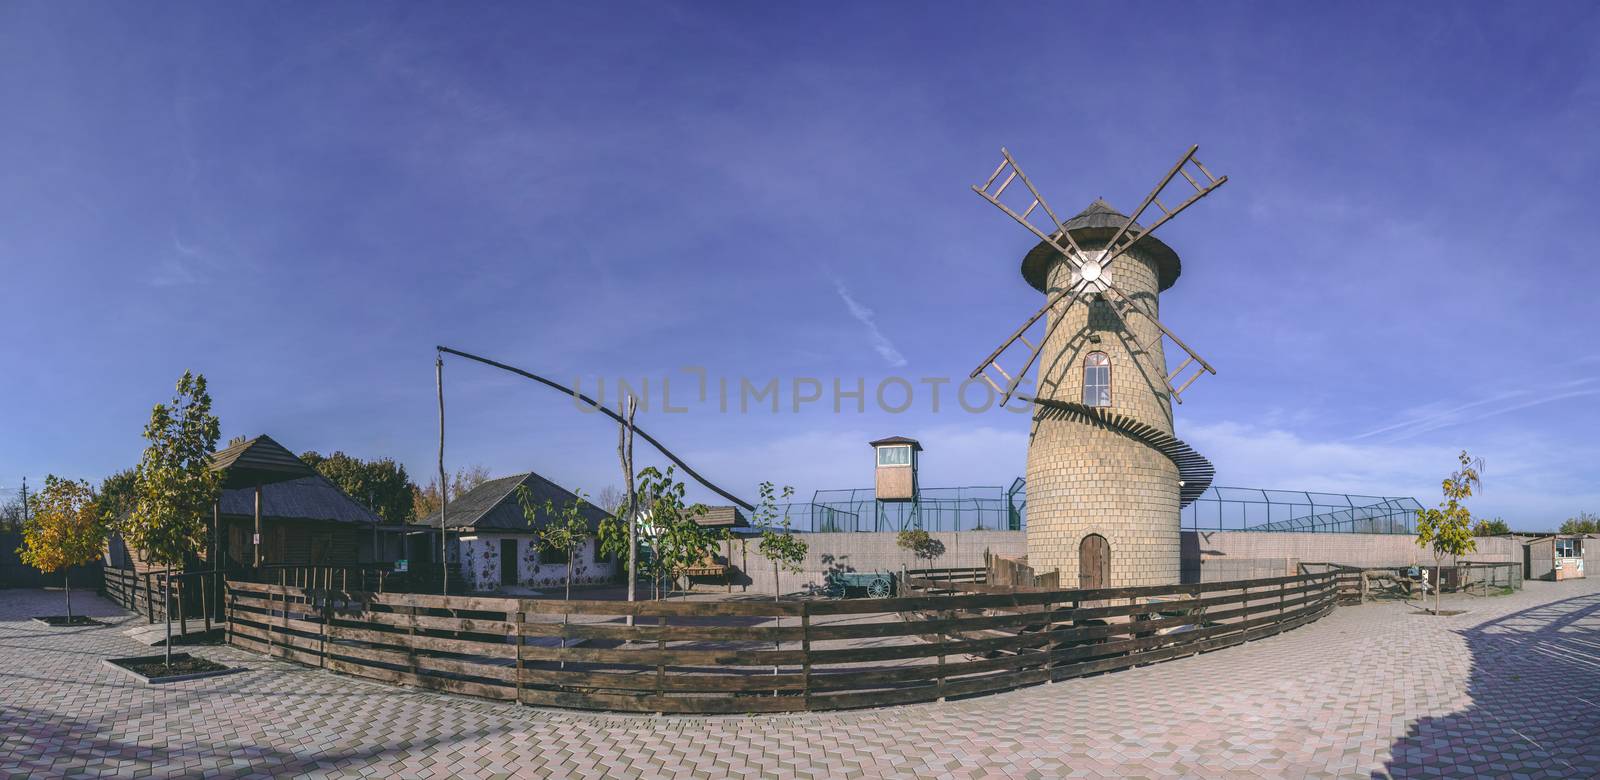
[150,231,206,287]
[1349,376,1600,442]
[831,278,907,368]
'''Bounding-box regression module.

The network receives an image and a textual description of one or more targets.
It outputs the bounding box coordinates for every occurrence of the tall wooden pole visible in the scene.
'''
[253,485,262,567]
[619,395,638,616]
[437,353,449,595]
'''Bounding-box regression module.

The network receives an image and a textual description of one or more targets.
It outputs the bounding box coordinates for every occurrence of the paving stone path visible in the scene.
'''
[1,579,1596,779]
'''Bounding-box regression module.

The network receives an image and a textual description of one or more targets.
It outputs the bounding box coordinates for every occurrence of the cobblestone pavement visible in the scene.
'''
[1,579,1596,779]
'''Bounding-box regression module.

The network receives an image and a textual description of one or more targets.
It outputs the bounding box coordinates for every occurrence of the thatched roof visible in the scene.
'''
[415,472,611,534]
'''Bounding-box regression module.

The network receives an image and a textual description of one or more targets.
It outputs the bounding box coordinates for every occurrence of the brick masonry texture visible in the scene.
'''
[1027,242,1181,587]
[3,579,1597,777]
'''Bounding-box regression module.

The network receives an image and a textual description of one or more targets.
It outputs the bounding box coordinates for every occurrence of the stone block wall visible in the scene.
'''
[1025,241,1181,587]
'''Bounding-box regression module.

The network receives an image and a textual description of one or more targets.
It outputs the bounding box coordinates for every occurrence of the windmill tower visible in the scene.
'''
[969,147,1224,588]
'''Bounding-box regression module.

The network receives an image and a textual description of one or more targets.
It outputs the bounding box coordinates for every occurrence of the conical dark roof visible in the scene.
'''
[1020,199,1182,292]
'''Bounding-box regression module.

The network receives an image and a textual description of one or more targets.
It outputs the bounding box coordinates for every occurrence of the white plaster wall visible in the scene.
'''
[458,534,616,593]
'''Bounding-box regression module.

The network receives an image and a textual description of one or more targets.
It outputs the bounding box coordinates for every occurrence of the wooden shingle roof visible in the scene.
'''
[218,475,382,526]
[416,472,611,534]
[209,435,316,489]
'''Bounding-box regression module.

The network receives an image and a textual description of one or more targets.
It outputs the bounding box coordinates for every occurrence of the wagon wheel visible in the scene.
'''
[867,578,891,599]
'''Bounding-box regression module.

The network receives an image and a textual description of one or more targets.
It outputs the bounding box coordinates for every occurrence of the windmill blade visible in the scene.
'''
[1099,281,1217,403]
[973,148,1093,272]
[971,279,1089,406]
[1090,289,1185,404]
[1096,146,1228,272]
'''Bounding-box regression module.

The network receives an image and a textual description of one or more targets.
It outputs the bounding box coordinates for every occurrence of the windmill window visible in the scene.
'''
[1556,538,1581,558]
[1083,352,1111,407]
[877,445,913,466]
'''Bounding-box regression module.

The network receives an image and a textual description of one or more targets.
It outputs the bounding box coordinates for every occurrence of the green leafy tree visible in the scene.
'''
[896,528,946,571]
[301,451,417,525]
[635,466,711,598]
[124,371,222,664]
[1472,517,1511,537]
[1415,451,1483,615]
[753,482,805,600]
[17,475,106,622]
[97,469,138,527]
[522,488,593,603]
[1558,512,1597,535]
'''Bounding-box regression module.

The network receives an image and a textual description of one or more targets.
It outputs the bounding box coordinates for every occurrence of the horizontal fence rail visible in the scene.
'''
[224,572,1337,714]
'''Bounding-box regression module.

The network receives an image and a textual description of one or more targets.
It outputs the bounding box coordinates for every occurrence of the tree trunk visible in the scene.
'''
[1435,559,1442,616]
[773,562,780,602]
[64,570,73,622]
[164,574,173,667]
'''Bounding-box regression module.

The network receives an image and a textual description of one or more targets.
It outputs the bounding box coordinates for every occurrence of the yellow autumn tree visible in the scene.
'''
[17,475,106,623]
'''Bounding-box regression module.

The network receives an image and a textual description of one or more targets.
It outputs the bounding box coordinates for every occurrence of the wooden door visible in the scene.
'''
[501,538,519,585]
[1079,534,1110,590]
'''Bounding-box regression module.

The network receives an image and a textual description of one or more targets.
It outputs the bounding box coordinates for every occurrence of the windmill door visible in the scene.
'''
[1079,534,1110,590]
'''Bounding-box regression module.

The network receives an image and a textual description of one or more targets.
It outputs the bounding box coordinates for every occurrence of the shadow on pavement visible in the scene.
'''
[1381,591,1600,777]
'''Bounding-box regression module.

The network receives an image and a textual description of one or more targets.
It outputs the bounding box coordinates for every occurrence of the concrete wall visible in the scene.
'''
[705,529,1523,595]
[1182,530,1520,583]
[715,531,1026,596]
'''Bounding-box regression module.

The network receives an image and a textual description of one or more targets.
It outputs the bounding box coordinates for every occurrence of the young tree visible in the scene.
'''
[17,475,106,623]
[753,483,805,600]
[1415,451,1483,616]
[124,371,222,665]
[896,528,946,572]
[523,489,593,603]
[635,466,711,598]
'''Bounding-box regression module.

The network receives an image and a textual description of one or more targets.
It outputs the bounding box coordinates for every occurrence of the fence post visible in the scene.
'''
[801,608,812,701]
[176,577,185,631]
[144,572,155,624]
[201,573,211,635]
[514,604,524,705]
[655,614,667,707]
[1044,597,1056,684]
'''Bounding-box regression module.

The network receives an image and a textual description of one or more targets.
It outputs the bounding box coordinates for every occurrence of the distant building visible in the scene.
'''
[1521,534,1588,581]
[107,435,385,575]
[415,472,615,593]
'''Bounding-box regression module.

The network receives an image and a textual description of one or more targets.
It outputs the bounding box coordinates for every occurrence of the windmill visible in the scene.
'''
[969,146,1226,588]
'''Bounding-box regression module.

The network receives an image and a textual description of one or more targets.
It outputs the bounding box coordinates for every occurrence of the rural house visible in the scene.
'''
[415,472,615,593]
[107,435,386,575]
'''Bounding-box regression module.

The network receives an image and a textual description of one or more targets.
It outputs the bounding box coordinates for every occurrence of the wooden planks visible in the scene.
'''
[223,572,1338,715]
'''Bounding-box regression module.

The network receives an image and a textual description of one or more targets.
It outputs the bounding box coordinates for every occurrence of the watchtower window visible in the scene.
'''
[877,445,912,466]
[1083,352,1111,407]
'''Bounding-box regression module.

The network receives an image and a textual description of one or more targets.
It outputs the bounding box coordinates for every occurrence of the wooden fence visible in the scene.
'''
[102,567,219,628]
[225,571,1336,714]
[103,564,393,627]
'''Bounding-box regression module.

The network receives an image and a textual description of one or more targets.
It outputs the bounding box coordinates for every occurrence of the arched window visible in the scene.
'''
[1083,352,1110,407]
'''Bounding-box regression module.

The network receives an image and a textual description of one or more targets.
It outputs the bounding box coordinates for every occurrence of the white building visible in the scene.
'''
[417,472,615,593]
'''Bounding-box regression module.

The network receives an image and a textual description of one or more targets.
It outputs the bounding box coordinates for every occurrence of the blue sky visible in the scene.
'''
[2,2,1597,529]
